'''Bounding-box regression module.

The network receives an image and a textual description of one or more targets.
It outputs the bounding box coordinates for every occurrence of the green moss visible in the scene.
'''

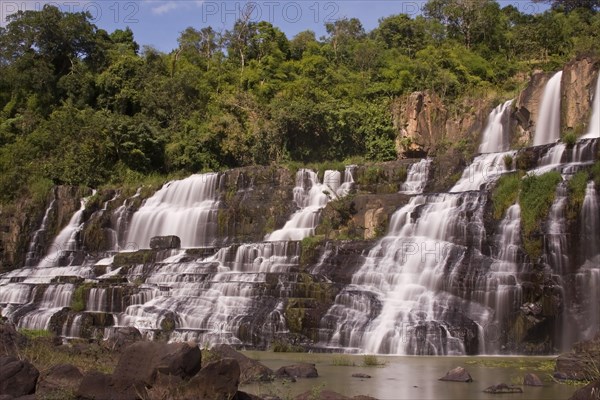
[566,170,589,220]
[19,328,53,339]
[492,173,521,220]
[284,305,305,334]
[562,131,577,147]
[515,151,535,171]
[592,161,600,187]
[70,283,94,312]
[299,235,324,268]
[357,166,386,186]
[519,172,562,259]
[113,250,156,266]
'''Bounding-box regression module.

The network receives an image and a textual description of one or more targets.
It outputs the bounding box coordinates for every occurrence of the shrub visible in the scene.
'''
[362,354,386,367]
[300,235,324,267]
[562,131,577,147]
[503,154,514,170]
[566,171,589,220]
[492,173,521,220]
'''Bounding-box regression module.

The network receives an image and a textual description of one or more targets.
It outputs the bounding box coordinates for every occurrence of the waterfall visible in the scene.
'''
[534,71,563,146]
[16,284,74,331]
[450,151,515,193]
[24,195,56,267]
[400,159,432,195]
[479,100,513,154]
[545,182,569,275]
[126,174,220,249]
[581,74,600,139]
[266,168,354,242]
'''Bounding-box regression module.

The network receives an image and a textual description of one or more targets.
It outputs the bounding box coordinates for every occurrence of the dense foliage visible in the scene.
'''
[1,1,599,202]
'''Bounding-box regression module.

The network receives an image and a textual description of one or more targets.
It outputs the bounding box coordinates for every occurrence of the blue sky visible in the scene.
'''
[1,1,550,52]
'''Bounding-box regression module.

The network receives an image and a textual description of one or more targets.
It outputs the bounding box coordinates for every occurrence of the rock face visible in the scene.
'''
[523,372,543,386]
[275,363,318,379]
[0,356,39,397]
[561,57,599,133]
[439,366,473,382]
[483,383,523,394]
[149,235,181,250]
[209,344,273,384]
[513,71,551,146]
[37,364,83,396]
[183,358,240,400]
[568,379,600,400]
[113,341,202,386]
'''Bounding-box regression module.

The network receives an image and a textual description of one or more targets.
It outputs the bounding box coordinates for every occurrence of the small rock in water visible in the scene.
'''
[523,372,543,386]
[352,373,372,379]
[439,366,473,382]
[483,383,523,394]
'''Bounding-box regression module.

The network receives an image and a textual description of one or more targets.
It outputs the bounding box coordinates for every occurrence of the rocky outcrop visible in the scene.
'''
[483,383,523,394]
[568,379,600,400]
[513,71,551,146]
[523,372,543,386]
[556,334,600,381]
[0,322,26,356]
[149,235,181,250]
[182,358,240,400]
[439,367,473,382]
[275,363,318,379]
[561,57,599,134]
[0,356,39,397]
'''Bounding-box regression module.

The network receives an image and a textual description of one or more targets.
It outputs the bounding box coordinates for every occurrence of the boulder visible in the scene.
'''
[483,383,523,394]
[182,358,240,400]
[233,391,265,400]
[556,334,600,381]
[275,363,318,379]
[150,235,181,250]
[523,372,543,386]
[439,366,473,382]
[210,344,273,384]
[104,326,142,351]
[351,373,371,379]
[0,356,39,397]
[0,322,26,356]
[37,364,83,395]
[568,379,600,400]
[114,341,201,386]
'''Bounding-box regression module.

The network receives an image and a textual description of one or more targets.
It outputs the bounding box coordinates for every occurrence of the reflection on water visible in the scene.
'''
[240,352,579,400]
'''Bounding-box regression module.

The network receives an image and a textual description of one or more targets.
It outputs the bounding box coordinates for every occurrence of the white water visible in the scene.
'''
[581,75,600,139]
[400,159,431,195]
[450,151,515,192]
[266,168,354,242]
[546,182,569,275]
[479,100,513,153]
[534,71,563,146]
[16,284,74,330]
[24,196,56,267]
[126,174,220,249]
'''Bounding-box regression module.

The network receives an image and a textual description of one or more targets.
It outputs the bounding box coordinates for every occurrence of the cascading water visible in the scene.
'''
[581,74,600,139]
[16,284,74,330]
[450,151,515,193]
[545,182,569,275]
[534,71,563,146]
[24,194,56,267]
[479,100,513,154]
[400,159,432,195]
[126,174,220,249]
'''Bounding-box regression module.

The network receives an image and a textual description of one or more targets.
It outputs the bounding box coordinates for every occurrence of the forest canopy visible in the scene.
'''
[0,0,599,202]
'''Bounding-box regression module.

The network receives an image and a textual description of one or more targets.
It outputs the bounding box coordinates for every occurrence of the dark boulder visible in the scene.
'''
[439,366,473,382]
[295,390,350,400]
[182,358,240,400]
[37,363,83,396]
[77,371,137,400]
[523,372,543,386]
[556,334,600,381]
[233,390,264,400]
[275,363,318,379]
[0,356,39,397]
[483,383,523,394]
[0,322,26,356]
[150,235,181,250]
[352,373,372,379]
[568,379,600,400]
[210,344,273,384]
[104,327,142,351]
[114,341,201,386]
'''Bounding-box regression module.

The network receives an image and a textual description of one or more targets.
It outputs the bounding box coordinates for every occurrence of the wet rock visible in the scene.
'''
[0,356,39,397]
[114,341,201,386]
[150,235,181,250]
[483,383,523,394]
[37,364,83,395]
[295,390,350,400]
[182,358,240,400]
[439,366,473,382]
[352,373,371,379]
[568,379,600,400]
[275,363,318,379]
[210,344,273,384]
[523,372,543,386]
[0,322,26,356]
